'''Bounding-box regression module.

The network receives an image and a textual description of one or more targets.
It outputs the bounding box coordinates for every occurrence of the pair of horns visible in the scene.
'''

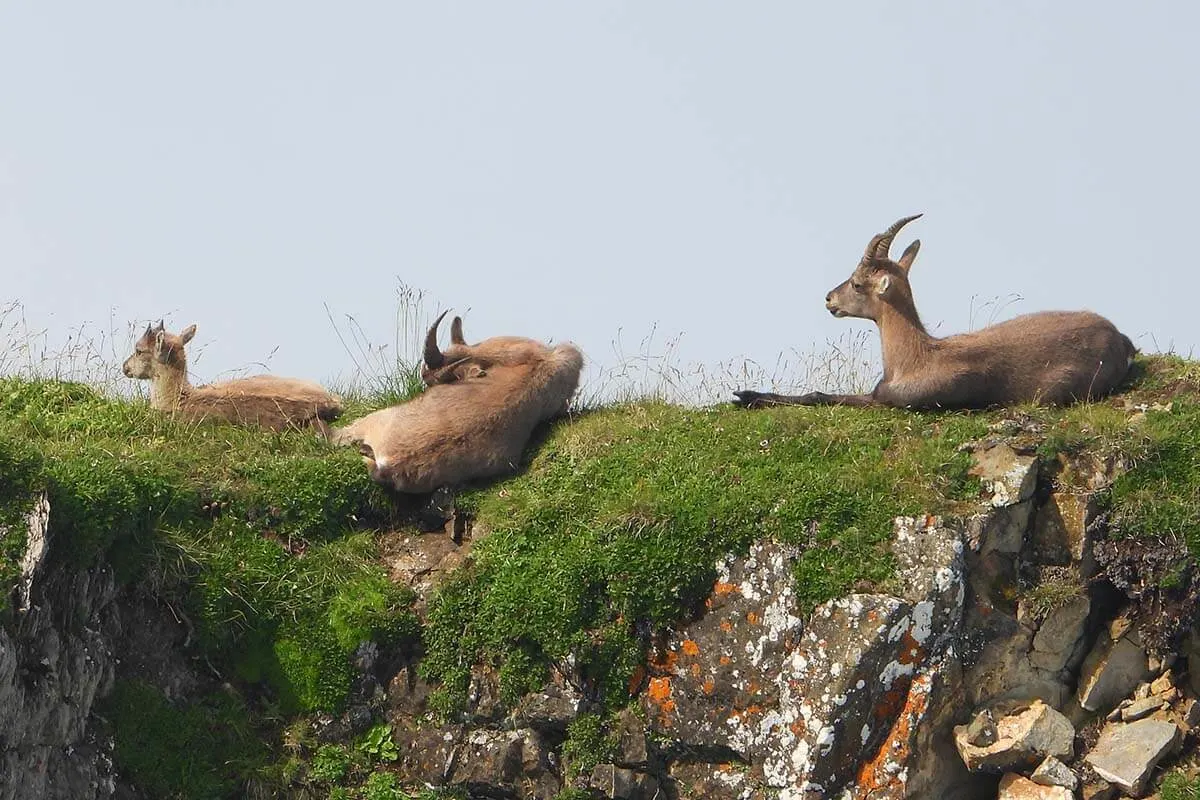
[423,311,467,368]
[144,319,166,336]
[861,213,922,264]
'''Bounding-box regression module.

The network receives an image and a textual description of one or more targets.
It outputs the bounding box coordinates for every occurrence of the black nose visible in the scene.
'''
[825,292,833,302]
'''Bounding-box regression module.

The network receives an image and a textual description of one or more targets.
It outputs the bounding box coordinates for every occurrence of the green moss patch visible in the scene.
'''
[100,679,266,800]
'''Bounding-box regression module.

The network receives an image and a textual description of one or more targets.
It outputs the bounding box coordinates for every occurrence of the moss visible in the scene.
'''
[100,679,266,800]
[309,744,353,784]
[361,771,404,800]
[273,626,357,713]
[328,573,419,651]
[1162,771,1200,800]
[561,712,619,778]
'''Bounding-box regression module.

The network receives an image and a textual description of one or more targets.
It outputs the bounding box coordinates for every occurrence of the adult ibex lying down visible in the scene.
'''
[734,215,1135,410]
[332,313,583,493]
[123,322,343,432]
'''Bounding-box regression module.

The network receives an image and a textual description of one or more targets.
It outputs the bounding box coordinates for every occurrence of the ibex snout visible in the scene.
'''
[825,289,846,318]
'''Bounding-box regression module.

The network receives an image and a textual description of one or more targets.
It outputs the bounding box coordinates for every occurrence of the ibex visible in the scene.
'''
[123,321,344,433]
[734,215,1135,410]
[332,312,583,493]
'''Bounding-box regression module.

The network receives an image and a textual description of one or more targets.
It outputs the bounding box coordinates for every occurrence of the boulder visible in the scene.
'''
[1085,718,1179,796]
[997,772,1073,800]
[1029,756,1077,790]
[1077,633,1149,713]
[953,700,1074,772]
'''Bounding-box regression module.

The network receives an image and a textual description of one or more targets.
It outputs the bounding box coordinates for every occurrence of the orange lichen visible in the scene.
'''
[719,655,732,666]
[690,663,702,677]
[746,611,760,625]
[647,676,673,706]
[852,671,932,798]
[719,620,733,633]
[713,580,740,597]
[702,678,716,695]
[681,639,700,657]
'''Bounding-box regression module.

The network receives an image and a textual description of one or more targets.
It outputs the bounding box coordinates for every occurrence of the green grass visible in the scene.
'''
[100,680,266,800]
[1163,771,1200,800]
[6,352,1200,796]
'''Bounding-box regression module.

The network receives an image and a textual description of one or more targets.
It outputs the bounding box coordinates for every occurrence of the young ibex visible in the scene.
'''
[332,312,583,493]
[734,214,1136,410]
[123,321,344,433]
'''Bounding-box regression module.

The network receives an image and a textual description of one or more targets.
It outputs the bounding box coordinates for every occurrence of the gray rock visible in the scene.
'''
[963,709,997,746]
[1029,755,1077,790]
[641,539,804,756]
[1030,595,1091,673]
[953,700,1074,772]
[15,493,51,612]
[1119,695,1166,722]
[1085,718,1179,795]
[998,772,1073,799]
[1077,635,1149,713]
[969,444,1038,508]
[756,517,969,799]
[589,763,659,799]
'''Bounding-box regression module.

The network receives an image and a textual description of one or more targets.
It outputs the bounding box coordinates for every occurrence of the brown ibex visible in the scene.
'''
[332,312,583,493]
[123,321,344,433]
[734,215,1135,410]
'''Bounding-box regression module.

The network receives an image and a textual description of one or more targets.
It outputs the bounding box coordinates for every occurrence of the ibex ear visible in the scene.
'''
[153,330,168,359]
[876,274,891,296]
[180,324,197,345]
[450,316,466,346]
[897,240,921,275]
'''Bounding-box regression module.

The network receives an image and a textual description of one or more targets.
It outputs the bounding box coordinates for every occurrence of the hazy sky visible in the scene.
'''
[2,2,1197,399]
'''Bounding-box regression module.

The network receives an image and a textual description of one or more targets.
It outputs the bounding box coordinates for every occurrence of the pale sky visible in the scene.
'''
[2,3,1197,400]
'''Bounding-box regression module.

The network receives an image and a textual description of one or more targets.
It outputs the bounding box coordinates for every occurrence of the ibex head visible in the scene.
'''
[825,214,923,322]
[420,311,489,386]
[122,321,197,379]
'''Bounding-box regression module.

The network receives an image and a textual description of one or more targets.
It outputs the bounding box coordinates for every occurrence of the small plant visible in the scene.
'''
[309,744,352,784]
[1162,770,1200,800]
[358,723,400,763]
[361,770,404,800]
[561,713,619,779]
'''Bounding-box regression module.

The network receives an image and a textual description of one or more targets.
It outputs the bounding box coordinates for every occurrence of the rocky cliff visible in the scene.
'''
[2,358,1200,799]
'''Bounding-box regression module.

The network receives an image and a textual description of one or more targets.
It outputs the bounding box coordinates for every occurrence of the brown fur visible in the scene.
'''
[332,313,583,493]
[122,321,343,432]
[734,214,1136,410]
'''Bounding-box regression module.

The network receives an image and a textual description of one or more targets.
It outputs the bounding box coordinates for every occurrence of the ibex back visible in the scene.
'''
[332,312,583,493]
[734,215,1135,410]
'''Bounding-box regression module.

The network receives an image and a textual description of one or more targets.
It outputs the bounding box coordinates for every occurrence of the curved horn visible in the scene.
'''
[423,310,450,368]
[450,316,466,346]
[866,214,923,262]
[155,319,165,332]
